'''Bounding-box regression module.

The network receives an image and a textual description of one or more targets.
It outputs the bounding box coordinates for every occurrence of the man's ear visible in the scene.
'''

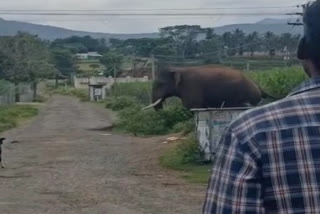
[174,72,182,87]
[298,37,309,60]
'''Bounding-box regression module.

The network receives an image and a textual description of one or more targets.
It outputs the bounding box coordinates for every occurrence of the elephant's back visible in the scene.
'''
[178,65,248,83]
[178,65,261,107]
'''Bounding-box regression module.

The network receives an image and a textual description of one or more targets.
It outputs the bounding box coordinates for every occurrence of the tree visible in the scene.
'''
[0,33,56,101]
[52,36,108,54]
[222,32,233,56]
[245,32,260,57]
[160,25,206,58]
[100,53,124,77]
[205,28,215,40]
[51,48,75,87]
[264,31,278,56]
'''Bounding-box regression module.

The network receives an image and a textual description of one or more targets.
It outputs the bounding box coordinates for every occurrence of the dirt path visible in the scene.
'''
[0,96,206,214]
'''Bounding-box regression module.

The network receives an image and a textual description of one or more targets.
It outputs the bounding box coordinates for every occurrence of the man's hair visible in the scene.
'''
[303,0,320,68]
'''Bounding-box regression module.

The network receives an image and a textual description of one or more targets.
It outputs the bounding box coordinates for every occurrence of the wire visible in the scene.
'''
[7,16,232,22]
[0,6,296,12]
[0,12,291,17]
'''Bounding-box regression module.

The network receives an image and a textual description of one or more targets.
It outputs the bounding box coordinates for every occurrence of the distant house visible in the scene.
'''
[75,52,103,60]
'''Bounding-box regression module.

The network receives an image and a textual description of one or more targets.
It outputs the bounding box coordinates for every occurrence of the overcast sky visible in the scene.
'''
[0,0,309,34]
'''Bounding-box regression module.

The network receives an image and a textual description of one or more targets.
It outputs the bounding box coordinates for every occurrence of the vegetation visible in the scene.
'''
[114,101,192,136]
[0,33,57,102]
[0,105,38,133]
[51,36,108,54]
[110,82,152,105]
[100,53,124,77]
[109,26,300,61]
[248,66,307,98]
[160,136,211,184]
[105,83,192,136]
[53,87,89,102]
[0,79,11,92]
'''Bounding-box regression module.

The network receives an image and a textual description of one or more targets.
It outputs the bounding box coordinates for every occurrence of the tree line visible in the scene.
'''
[110,26,300,60]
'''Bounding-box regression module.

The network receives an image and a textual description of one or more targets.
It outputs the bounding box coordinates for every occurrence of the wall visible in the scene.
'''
[74,76,150,89]
[193,108,251,161]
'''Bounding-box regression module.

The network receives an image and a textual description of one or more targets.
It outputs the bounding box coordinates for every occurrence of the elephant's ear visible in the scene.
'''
[174,72,182,87]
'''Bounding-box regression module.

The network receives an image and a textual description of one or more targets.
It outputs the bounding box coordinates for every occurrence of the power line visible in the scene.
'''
[0,12,291,17]
[0,6,296,12]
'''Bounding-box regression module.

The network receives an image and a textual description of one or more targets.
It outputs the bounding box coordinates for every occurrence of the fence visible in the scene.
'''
[0,82,33,105]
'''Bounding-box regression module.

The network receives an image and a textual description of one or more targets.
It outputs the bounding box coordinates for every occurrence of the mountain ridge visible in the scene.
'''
[0,18,303,41]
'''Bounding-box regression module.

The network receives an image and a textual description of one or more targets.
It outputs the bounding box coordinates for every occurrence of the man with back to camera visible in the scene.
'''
[203,1,320,213]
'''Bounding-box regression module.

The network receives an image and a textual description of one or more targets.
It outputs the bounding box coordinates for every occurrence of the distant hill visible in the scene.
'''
[0,18,158,41]
[0,18,302,41]
[214,18,303,35]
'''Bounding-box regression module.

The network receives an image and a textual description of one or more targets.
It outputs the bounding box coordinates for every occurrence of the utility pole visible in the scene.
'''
[113,67,117,83]
[151,55,156,81]
[133,52,137,77]
[287,3,307,26]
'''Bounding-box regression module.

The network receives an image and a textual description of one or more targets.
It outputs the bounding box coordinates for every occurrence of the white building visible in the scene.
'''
[75,52,103,60]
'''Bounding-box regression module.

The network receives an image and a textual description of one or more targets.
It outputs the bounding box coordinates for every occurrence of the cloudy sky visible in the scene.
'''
[0,0,308,34]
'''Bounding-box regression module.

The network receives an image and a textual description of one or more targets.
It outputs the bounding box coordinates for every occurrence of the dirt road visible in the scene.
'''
[0,96,206,214]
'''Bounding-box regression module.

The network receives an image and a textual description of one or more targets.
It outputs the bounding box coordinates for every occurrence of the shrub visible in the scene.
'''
[0,105,38,133]
[116,105,170,135]
[53,87,89,101]
[110,82,152,105]
[160,135,203,168]
[247,66,308,98]
[171,119,195,134]
[105,96,137,111]
[114,99,193,136]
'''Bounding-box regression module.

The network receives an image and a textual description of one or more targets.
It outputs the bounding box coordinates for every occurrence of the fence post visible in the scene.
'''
[246,62,250,71]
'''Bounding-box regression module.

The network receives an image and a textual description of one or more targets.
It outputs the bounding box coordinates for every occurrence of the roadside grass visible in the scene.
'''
[0,105,39,133]
[160,136,211,184]
[247,66,307,98]
[52,87,89,102]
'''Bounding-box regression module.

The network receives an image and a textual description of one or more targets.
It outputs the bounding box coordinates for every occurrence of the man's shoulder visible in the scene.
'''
[229,96,301,141]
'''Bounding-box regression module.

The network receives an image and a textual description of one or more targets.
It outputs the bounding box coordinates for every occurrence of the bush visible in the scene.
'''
[116,105,170,135]
[247,66,307,98]
[109,82,152,105]
[105,96,137,111]
[172,119,195,134]
[53,87,89,101]
[115,101,193,136]
[160,137,200,168]
[0,105,38,133]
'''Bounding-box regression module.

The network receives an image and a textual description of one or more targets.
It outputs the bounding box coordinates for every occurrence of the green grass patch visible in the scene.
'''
[110,82,152,105]
[106,82,193,136]
[53,87,89,101]
[160,136,211,184]
[0,105,38,133]
[247,66,307,98]
[113,100,193,136]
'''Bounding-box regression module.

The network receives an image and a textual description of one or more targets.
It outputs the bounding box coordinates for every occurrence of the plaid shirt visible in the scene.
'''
[203,78,320,214]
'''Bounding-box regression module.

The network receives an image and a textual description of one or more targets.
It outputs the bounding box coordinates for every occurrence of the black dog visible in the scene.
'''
[0,138,5,168]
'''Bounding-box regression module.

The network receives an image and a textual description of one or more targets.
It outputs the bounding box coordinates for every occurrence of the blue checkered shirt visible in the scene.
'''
[203,78,320,214]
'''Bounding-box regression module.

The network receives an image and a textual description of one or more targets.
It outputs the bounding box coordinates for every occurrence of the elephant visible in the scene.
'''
[143,63,275,111]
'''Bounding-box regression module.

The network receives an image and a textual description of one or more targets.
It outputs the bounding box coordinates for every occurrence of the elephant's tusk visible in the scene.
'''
[142,99,163,111]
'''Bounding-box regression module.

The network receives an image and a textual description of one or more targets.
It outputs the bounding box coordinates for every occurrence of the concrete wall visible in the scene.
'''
[74,76,150,89]
[193,108,251,161]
